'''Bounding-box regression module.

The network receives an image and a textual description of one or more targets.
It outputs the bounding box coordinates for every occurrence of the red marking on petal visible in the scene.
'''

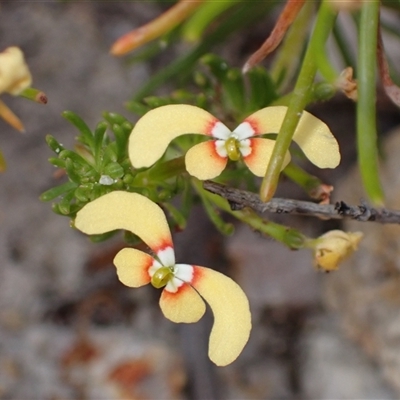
[205,117,220,136]
[153,240,174,254]
[144,258,155,280]
[190,265,204,287]
[162,281,192,298]
[243,118,261,136]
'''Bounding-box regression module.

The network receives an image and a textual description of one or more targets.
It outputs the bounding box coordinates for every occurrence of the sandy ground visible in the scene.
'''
[1,2,400,399]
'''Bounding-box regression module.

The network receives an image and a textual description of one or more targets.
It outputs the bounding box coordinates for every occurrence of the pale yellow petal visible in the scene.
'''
[191,266,251,366]
[292,111,340,168]
[129,104,219,168]
[75,191,172,253]
[185,141,227,180]
[160,283,206,323]
[243,106,289,135]
[243,138,290,177]
[0,47,32,95]
[113,248,153,287]
[244,106,340,168]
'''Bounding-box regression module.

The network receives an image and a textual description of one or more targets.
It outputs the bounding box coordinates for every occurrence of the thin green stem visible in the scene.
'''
[270,1,315,91]
[357,0,384,205]
[283,162,322,195]
[260,1,337,202]
[20,87,48,104]
[197,180,306,249]
[182,0,240,42]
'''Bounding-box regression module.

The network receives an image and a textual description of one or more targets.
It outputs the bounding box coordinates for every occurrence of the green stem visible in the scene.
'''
[19,87,47,104]
[260,1,337,202]
[283,162,322,195]
[182,0,240,42]
[357,1,384,205]
[270,0,315,91]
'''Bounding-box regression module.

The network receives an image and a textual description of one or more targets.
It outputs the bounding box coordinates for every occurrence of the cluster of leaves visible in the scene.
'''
[42,112,132,214]
[41,55,280,239]
[128,54,278,122]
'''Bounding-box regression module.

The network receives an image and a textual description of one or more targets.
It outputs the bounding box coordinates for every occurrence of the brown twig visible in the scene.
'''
[242,0,305,73]
[203,180,400,224]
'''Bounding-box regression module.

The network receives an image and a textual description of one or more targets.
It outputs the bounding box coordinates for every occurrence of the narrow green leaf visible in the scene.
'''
[247,67,278,112]
[74,185,91,202]
[110,124,129,161]
[92,122,108,167]
[65,158,82,184]
[104,162,124,179]
[40,181,78,201]
[46,135,65,155]
[62,111,94,150]
[102,112,129,126]
[143,96,172,108]
[201,53,229,81]
[48,157,66,169]
[125,101,150,116]
[58,189,76,215]
[102,143,118,166]
[224,68,245,112]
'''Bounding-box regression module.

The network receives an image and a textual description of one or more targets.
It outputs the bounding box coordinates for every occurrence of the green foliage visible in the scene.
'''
[128,53,280,124]
[41,112,133,218]
[41,56,285,238]
[41,0,400,247]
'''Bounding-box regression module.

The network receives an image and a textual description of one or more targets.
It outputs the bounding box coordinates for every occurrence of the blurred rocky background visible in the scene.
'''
[1,2,400,399]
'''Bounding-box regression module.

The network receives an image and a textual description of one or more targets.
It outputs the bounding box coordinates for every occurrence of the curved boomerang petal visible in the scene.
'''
[75,191,173,253]
[129,104,221,168]
[191,266,252,366]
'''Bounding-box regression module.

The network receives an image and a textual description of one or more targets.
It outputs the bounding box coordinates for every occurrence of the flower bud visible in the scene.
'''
[0,47,32,95]
[312,230,363,272]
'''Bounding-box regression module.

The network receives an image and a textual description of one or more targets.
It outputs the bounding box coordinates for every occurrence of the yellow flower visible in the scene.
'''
[0,46,33,133]
[75,191,251,366]
[312,230,363,271]
[129,104,340,180]
[0,47,32,95]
